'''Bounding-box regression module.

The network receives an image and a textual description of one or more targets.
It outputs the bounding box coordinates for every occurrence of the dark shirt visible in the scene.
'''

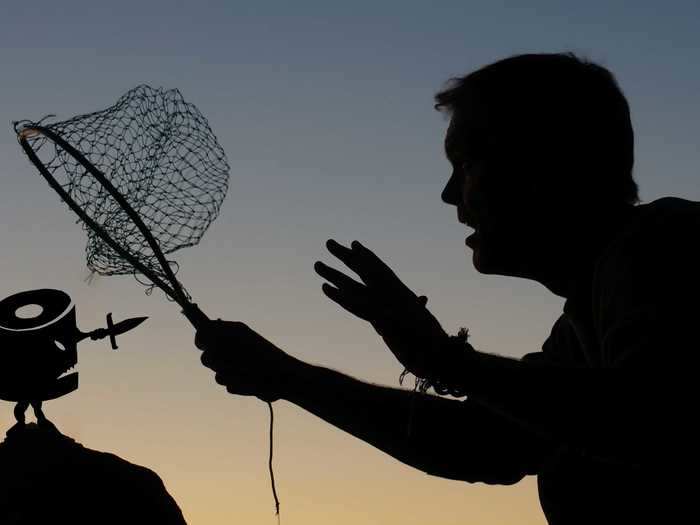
[474,197,695,523]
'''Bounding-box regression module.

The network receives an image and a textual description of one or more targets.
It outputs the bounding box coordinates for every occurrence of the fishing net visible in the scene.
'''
[13,85,230,296]
[14,86,282,518]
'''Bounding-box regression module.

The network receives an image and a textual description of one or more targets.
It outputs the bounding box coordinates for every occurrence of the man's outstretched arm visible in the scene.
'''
[314,239,676,468]
[196,321,552,485]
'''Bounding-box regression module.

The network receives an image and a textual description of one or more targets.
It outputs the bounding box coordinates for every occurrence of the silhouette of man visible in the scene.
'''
[196,53,690,524]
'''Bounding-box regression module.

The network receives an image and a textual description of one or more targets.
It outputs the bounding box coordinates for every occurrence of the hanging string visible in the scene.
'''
[267,401,281,522]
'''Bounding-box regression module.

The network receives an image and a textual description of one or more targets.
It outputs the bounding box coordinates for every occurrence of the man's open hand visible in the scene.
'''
[314,239,451,378]
[196,320,298,402]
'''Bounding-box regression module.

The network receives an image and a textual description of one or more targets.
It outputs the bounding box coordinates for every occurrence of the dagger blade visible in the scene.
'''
[82,315,148,345]
[108,316,148,337]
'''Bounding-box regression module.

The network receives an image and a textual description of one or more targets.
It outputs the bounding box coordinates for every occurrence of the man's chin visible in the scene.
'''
[470,246,489,273]
[472,251,491,274]
[470,244,507,275]
[466,234,487,272]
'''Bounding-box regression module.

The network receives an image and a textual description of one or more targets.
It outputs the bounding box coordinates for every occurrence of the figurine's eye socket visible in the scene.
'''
[54,340,66,351]
[15,304,44,319]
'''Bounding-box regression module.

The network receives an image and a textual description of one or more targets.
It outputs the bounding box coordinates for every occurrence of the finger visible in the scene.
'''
[314,261,367,295]
[321,279,419,332]
[213,363,274,394]
[195,319,229,350]
[325,239,360,272]
[326,239,383,286]
[215,372,227,385]
[196,319,250,350]
[349,241,407,291]
[218,373,259,397]
[200,346,235,370]
[327,239,403,291]
[195,322,216,350]
[201,350,218,369]
[321,283,375,322]
[215,371,246,387]
[226,384,259,397]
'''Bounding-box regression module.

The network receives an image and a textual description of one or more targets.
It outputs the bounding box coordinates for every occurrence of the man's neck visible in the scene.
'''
[532,203,638,299]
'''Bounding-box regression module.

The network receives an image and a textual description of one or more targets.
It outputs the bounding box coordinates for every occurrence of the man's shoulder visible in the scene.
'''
[522,313,583,365]
[591,196,700,366]
[616,196,700,239]
[635,196,700,235]
[642,195,700,212]
[523,197,700,367]
[596,196,700,282]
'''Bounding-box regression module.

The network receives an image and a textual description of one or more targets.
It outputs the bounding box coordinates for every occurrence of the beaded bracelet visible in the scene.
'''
[399,326,472,398]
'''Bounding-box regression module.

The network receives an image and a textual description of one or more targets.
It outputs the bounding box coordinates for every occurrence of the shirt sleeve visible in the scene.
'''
[521,314,589,366]
[412,396,554,485]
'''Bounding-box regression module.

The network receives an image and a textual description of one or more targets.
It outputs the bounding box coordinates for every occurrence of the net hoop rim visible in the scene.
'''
[17,125,191,310]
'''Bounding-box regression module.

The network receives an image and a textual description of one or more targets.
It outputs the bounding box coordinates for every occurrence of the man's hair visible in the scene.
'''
[435,52,640,206]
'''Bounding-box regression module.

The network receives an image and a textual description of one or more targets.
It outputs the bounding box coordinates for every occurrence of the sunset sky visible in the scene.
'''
[1,1,699,523]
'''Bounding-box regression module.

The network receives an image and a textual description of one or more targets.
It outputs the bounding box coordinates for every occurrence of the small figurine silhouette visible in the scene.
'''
[0,288,146,428]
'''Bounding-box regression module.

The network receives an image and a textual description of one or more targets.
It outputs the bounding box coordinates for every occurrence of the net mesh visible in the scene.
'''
[14,85,230,297]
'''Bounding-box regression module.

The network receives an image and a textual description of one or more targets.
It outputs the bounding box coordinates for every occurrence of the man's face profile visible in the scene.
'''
[441,92,554,279]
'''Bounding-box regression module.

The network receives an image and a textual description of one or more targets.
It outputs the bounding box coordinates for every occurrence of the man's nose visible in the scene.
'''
[441,171,461,206]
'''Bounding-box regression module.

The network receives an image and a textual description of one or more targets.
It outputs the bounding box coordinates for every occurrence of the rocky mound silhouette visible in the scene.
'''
[0,422,187,524]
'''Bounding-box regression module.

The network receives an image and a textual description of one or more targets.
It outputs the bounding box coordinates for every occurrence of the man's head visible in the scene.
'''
[436,52,639,279]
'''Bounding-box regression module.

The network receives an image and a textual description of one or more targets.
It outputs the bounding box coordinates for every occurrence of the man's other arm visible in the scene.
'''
[282,360,554,484]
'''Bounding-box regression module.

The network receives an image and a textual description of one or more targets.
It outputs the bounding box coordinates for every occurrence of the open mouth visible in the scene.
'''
[57,364,77,381]
[48,361,79,400]
[47,370,79,401]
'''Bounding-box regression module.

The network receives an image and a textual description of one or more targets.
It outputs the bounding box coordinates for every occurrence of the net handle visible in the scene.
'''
[18,125,209,328]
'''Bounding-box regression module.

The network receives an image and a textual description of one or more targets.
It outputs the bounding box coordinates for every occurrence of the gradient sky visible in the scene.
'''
[1,1,699,523]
